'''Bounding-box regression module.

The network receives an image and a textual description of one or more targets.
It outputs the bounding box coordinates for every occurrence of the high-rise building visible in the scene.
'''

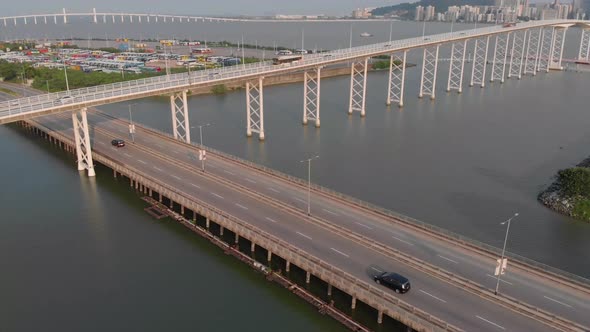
[425,5,436,20]
[415,6,424,21]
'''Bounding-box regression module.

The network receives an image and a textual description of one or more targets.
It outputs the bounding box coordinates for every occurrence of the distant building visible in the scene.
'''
[352,8,371,19]
[541,8,559,19]
[424,5,436,20]
[415,5,424,21]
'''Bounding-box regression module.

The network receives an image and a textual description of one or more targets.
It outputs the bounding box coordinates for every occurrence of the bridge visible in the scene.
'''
[2,17,590,331]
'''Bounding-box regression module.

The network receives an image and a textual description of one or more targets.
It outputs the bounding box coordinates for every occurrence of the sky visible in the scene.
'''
[2,1,407,17]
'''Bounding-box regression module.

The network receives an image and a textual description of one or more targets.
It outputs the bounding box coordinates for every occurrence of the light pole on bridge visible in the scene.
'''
[494,212,519,295]
[300,155,319,216]
[128,103,137,143]
[192,123,211,172]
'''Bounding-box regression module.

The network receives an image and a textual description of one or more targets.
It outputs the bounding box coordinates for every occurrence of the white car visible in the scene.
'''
[55,95,75,104]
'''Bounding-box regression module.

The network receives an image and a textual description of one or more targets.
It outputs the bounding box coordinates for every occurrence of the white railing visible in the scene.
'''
[0,20,584,121]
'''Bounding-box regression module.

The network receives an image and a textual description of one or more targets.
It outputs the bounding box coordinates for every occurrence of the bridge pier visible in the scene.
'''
[246,77,265,140]
[538,27,554,72]
[508,30,527,79]
[419,45,439,100]
[524,28,542,76]
[578,28,590,61]
[447,40,467,93]
[386,51,406,107]
[285,260,290,272]
[348,58,368,117]
[378,309,384,324]
[72,108,96,177]
[220,226,224,236]
[306,271,311,284]
[170,90,191,143]
[302,67,321,127]
[251,242,255,253]
[549,27,567,70]
[206,217,210,230]
[351,296,357,310]
[327,283,332,296]
[491,33,510,83]
[267,250,272,265]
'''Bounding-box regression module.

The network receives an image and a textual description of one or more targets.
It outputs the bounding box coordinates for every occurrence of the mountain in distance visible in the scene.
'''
[372,0,495,17]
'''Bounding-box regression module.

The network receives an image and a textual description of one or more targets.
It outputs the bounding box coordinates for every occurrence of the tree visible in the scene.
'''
[557,167,590,197]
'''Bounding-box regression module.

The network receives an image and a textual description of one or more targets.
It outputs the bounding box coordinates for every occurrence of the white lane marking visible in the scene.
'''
[124,153,132,157]
[97,141,105,145]
[419,289,447,303]
[486,274,513,285]
[437,255,459,264]
[265,217,277,223]
[191,183,201,189]
[543,296,573,308]
[322,208,339,216]
[392,236,414,246]
[235,203,248,210]
[267,187,280,193]
[371,266,383,273]
[224,169,235,175]
[153,166,162,171]
[355,222,373,230]
[211,192,224,199]
[294,197,307,203]
[171,175,181,180]
[245,178,257,184]
[476,315,505,330]
[172,150,180,154]
[330,248,349,258]
[137,159,147,164]
[296,232,312,240]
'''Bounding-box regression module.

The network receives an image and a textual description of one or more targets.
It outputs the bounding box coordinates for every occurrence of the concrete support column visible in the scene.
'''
[220,226,224,236]
[419,45,439,99]
[447,40,467,93]
[149,188,152,196]
[386,50,406,107]
[285,261,290,272]
[192,210,196,221]
[234,233,239,245]
[169,200,173,209]
[491,33,511,83]
[206,218,210,230]
[267,250,272,264]
[71,108,96,177]
[159,193,162,203]
[306,271,311,284]
[351,296,357,310]
[246,77,265,140]
[180,205,185,215]
[251,242,256,253]
[378,310,384,324]
[302,67,321,127]
[348,58,369,116]
[170,90,191,143]
[327,284,333,296]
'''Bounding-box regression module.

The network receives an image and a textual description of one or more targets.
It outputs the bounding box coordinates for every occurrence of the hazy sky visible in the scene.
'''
[3,1,405,17]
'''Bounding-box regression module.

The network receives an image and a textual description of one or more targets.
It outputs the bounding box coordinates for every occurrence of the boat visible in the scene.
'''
[360,32,373,37]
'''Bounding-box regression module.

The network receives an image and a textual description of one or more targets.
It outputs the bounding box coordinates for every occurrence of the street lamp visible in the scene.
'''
[61,50,70,93]
[191,123,210,172]
[128,103,137,142]
[494,212,519,295]
[300,155,319,216]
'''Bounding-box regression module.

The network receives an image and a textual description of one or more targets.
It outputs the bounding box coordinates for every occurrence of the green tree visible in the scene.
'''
[557,167,590,197]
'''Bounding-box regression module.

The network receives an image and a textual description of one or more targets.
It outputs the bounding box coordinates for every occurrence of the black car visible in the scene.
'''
[374,272,411,293]
[111,139,125,147]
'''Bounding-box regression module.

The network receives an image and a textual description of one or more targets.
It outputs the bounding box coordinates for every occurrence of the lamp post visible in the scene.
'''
[128,103,137,142]
[192,124,210,172]
[300,155,319,216]
[495,212,519,295]
[62,51,70,92]
[422,21,426,40]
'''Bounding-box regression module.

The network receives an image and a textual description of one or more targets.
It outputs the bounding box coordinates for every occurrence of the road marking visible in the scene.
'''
[355,222,373,230]
[267,187,280,193]
[245,178,257,184]
[171,175,181,180]
[294,197,307,203]
[137,159,147,164]
[224,169,235,175]
[392,236,414,246]
[211,192,224,199]
[172,150,180,154]
[155,144,163,148]
[371,266,383,273]
[235,203,248,210]
[191,183,201,189]
[476,315,505,330]
[437,255,459,264]
[322,208,339,216]
[486,274,513,285]
[330,248,349,258]
[97,141,105,145]
[265,217,277,223]
[419,289,447,303]
[296,232,312,240]
[153,166,162,171]
[543,296,573,308]
[124,153,132,157]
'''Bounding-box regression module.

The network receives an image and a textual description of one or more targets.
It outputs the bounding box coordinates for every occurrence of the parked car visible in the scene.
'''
[374,272,411,293]
[111,139,125,147]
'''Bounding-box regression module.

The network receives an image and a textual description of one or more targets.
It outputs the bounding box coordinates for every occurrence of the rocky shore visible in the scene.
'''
[538,157,590,221]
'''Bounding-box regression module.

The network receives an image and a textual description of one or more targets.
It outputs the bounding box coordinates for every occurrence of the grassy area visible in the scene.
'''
[0,87,18,96]
[572,198,590,221]
[557,167,590,221]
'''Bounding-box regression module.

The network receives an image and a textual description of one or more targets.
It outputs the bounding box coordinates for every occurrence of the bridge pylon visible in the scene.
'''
[508,30,527,79]
[491,33,510,83]
[524,28,542,76]
[578,29,590,61]
[537,27,554,72]
[72,108,96,177]
[447,40,467,93]
[303,67,321,127]
[470,36,489,87]
[348,58,369,117]
[246,77,265,141]
[386,51,406,107]
[170,90,191,143]
[549,27,567,70]
[419,45,439,100]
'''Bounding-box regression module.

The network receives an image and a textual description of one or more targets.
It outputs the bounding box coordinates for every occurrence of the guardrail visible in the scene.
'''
[27,118,463,332]
[0,19,585,121]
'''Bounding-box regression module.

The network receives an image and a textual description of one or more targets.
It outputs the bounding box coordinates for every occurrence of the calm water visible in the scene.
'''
[1,19,590,330]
